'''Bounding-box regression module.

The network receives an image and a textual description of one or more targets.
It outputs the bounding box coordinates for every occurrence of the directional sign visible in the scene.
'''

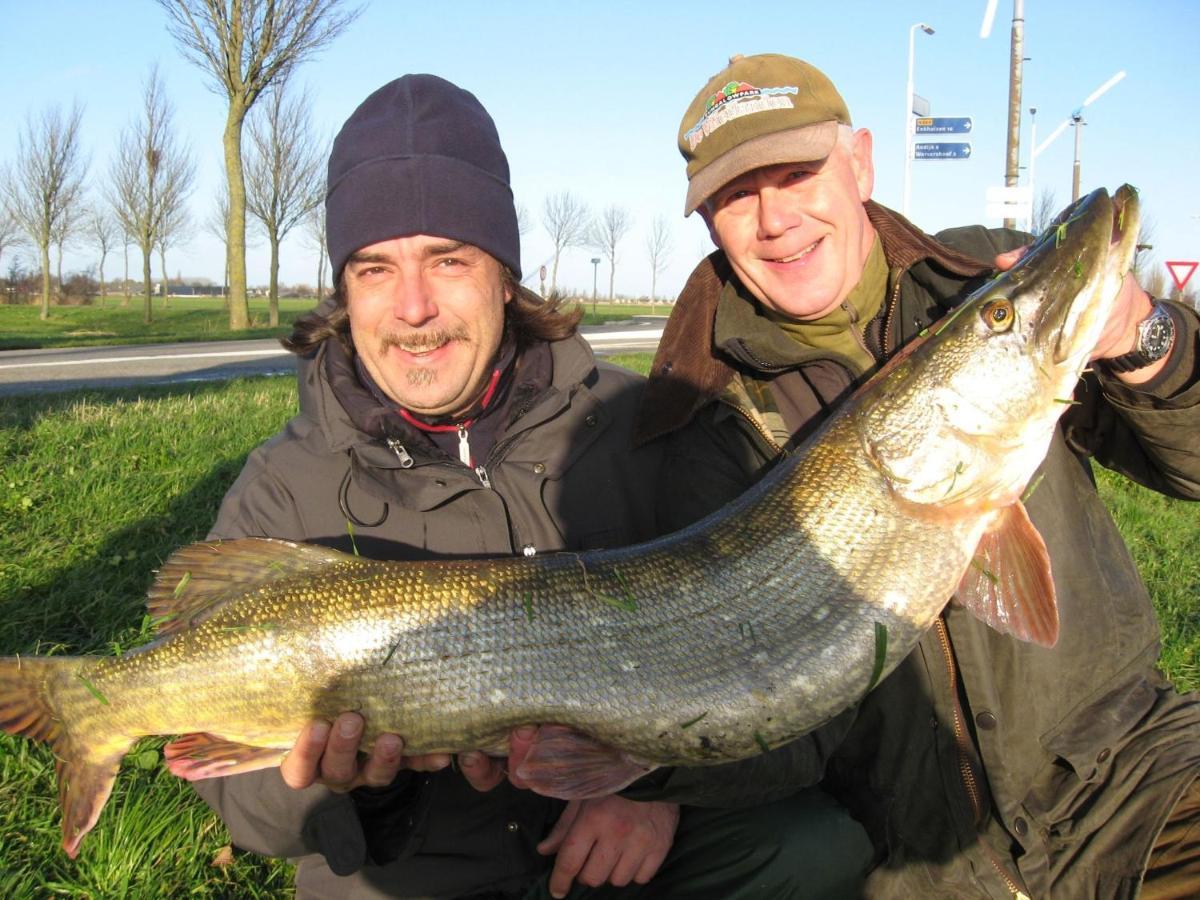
[915,116,973,135]
[1167,261,1198,291]
[914,142,972,160]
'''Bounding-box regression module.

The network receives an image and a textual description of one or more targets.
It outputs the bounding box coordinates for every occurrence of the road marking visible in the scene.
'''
[0,348,290,371]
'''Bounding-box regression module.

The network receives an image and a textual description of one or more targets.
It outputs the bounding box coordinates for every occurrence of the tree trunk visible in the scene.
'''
[316,250,326,304]
[56,243,64,303]
[650,270,657,311]
[39,240,50,320]
[98,252,106,308]
[141,241,153,325]
[269,231,280,327]
[159,244,169,309]
[224,105,251,330]
[608,262,615,302]
[550,252,560,297]
[122,243,130,307]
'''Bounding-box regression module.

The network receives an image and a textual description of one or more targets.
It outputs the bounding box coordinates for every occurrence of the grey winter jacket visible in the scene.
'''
[627,201,1200,899]
[195,331,662,898]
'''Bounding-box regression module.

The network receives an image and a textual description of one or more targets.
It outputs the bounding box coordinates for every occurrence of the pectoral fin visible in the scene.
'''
[163,732,289,780]
[956,501,1059,647]
[514,724,655,799]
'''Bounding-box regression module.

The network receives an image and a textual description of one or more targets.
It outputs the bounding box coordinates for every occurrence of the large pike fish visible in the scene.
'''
[1,186,1140,858]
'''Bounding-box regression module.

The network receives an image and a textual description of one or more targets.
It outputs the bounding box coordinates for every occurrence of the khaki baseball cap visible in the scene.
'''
[679,53,852,215]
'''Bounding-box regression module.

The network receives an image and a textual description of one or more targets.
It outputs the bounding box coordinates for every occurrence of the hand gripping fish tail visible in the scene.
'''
[0,186,1142,858]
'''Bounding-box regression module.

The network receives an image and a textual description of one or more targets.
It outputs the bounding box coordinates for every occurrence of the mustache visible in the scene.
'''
[379,327,471,354]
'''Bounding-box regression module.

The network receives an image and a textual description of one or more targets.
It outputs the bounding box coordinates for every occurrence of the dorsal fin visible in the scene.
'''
[146,538,357,637]
[956,502,1059,648]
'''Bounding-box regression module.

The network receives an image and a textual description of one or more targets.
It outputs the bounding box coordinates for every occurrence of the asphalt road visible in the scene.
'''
[0,319,665,397]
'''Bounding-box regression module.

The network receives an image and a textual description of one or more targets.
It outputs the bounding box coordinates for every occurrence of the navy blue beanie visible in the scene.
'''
[326,74,521,280]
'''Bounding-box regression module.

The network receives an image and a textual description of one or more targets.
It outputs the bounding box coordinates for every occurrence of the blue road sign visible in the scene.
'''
[913,142,972,160]
[915,116,973,135]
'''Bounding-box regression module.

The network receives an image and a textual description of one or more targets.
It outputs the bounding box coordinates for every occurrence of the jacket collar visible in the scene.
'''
[632,201,992,446]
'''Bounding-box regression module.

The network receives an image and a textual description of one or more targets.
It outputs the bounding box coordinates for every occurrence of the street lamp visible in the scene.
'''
[1029,70,1125,208]
[903,22,935,217]
[590,257,600,316]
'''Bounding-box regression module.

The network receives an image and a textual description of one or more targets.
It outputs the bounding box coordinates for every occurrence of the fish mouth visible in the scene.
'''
[1019,185,1141,367]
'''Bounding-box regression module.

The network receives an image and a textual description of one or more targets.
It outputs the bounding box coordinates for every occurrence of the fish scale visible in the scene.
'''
[0,185,1142,857]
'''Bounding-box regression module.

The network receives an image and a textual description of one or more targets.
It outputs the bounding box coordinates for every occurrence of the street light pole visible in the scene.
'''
[903,22,934,218]
[1003,0,1025,229]
[1071,112,1084,202]
[1027,106,1037,232]
[590,257,600,317]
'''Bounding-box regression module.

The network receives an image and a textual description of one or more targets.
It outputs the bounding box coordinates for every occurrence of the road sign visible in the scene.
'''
[915,116,973,135]
[914,142,972,160]
[985,186,1031,220]
[1166,261,1198,291]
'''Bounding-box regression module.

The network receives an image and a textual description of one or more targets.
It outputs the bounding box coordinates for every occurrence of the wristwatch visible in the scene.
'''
[1101,301,1176,374]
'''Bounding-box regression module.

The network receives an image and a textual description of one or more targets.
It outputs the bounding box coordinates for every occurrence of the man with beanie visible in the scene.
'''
[624,52,1200,897]
[191,74,864,899]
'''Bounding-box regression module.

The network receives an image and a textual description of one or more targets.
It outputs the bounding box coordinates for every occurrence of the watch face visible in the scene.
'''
[1140,309,1175,359]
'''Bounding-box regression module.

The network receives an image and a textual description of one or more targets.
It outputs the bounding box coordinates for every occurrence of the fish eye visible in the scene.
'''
[981,299,1015,332]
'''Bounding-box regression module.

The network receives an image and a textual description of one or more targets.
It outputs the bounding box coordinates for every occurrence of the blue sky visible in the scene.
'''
[2,1,1198,298]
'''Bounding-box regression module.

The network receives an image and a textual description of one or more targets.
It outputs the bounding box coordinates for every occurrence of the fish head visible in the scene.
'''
[858,185,1140,514]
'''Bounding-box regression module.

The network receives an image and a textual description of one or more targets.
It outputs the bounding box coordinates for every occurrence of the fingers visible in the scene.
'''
[538,798,579,856]
[280,719,332,789]
[359,733,404,787]
[459,751,506,792]
[506,724,539,790]
[993,246,1028,271]
[319,712,367,788]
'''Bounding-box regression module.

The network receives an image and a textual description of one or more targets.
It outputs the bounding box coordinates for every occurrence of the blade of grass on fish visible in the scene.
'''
[754,731,771,753]
[864,622,888,695]
[680,711,709,730]
[1021,472,1046,503]
[76,672,110,706]
[970,556,1000,585]
[172,571,191,599]
[574,556,637,612]
[522,592,534,623]
[346,521,360,557]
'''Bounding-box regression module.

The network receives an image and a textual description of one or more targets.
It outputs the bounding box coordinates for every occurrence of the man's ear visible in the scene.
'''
[697,205,723,250]
[850,128,876,202]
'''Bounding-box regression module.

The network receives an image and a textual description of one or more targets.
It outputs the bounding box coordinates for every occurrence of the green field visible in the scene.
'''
[0,369,1196,895]
[0,298,669,351]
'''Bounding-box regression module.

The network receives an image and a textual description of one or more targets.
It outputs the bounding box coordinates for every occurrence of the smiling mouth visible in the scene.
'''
[769,238,822,264]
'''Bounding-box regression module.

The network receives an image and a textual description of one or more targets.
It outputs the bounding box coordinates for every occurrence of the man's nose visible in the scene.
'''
[756,186,793,240]
[392,269,438,326]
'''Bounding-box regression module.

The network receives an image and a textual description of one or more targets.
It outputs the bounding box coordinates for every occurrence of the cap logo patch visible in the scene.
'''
[684,81,798,151]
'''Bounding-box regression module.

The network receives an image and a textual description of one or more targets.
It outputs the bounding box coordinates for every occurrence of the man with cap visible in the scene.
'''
[191,73,868,899]
[618,52,1200,897]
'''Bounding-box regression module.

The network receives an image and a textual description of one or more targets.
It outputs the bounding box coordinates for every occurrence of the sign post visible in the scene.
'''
[915,116,973,135]
[913,142,972,160]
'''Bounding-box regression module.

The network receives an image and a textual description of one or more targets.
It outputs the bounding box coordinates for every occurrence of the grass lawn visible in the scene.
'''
[0,364,1195,894]
[0,298,668,351]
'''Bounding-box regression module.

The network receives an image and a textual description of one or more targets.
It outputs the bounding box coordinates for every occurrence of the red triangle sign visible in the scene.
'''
[1166,261,1198,292]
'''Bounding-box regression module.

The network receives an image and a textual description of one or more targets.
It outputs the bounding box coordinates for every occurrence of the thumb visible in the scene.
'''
[993,246,1028,272]
[538,799,581,855]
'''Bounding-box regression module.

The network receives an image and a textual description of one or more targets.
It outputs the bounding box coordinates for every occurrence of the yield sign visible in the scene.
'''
[1166,261,1198,291]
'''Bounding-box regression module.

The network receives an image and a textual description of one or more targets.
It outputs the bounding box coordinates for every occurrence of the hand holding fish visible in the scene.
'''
[280,713,449,792]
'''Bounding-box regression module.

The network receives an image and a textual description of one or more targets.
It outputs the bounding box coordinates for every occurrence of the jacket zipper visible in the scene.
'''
[841,300,874,361]
[724,401,785,457]
[934,618,1029,899]
[385,438,414,468]
[881,273,904,358]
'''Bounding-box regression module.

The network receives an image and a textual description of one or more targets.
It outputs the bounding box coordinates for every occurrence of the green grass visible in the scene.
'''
[0,299,668,350]
[0,364,1195,894]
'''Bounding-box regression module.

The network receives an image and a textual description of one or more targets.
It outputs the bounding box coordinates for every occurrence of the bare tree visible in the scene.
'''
[304,201,328,302]
[245,81,324,324]
[86,206,118,305]
[645,214,674,306]
[157,0,360,331]
[205,179,233,301]
[591,204,633,303]
[50,200,84,300]
[157,184,194,305]
[1030,188,1059,236]
[109,67,193,324]
[542,191,590,296]
[0,207,27,274]
[516,201,532,238]
[2,104,87,319]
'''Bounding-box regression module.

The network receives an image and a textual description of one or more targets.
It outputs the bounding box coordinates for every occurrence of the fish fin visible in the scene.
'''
[0,657,134,857]
[957,502,1059,647]
[514,724,656,800]
[147,538,358,637]
[163,733,289,780]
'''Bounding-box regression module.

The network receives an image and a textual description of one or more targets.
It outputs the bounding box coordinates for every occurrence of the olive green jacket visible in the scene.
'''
[628,201,1200,899]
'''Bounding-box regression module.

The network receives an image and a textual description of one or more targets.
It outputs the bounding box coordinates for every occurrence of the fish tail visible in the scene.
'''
[0,656,133,858]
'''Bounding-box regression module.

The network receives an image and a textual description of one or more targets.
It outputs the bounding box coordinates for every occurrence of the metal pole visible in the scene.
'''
[590,257,600,317]
[903,26,916,216]
[1003,0,1025,229]
[1071,113,1084,202]
[1027,107,1037,232]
